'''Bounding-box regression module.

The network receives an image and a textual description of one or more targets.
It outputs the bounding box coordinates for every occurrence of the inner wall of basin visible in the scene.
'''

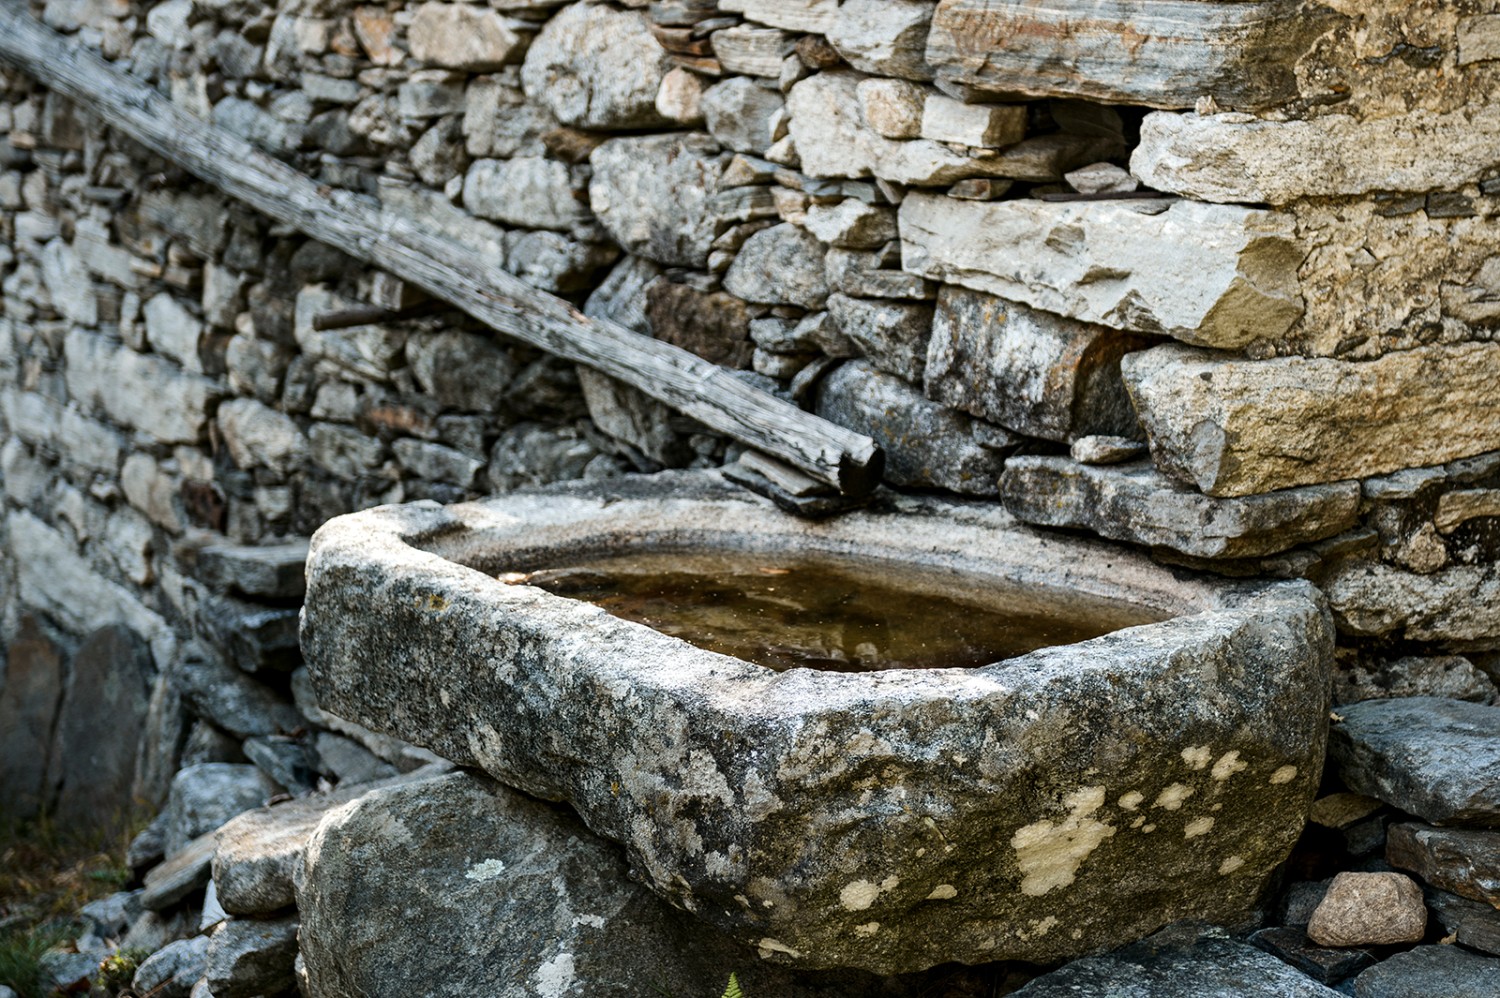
[498,547,1167,673]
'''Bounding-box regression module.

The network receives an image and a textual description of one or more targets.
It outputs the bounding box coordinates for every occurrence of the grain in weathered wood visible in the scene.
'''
[0,4,882,496]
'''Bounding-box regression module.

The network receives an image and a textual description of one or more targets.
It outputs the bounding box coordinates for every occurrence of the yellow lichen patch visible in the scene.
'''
[1153,783,1194,810]
[415,593,449,613]
[1181,745,1212,770]
[1118,790,1145,811]
[1011,786,1116,897]
[1219,855,1246,874]
[1184,816,1216,839]
[854,922,880,937]
[840,876,899,911]
[757,938,802,960]
[926,884,958,900]
[1270,765,1299,784]
[1016,915,1059,940]
[1212,751,1248,781]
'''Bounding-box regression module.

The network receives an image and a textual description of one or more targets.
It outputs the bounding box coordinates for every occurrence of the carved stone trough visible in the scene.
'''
[301,472,1333,974]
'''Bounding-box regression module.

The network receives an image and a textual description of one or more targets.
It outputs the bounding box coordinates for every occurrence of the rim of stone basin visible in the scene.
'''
[302,471,1333,974]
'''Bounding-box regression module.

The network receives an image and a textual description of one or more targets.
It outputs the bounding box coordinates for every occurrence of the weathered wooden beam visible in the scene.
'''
[0,4,883,496]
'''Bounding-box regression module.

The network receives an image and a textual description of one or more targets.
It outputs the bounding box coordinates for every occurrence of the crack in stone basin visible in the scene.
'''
[301,471,1335,974]
[507,551,1165,673]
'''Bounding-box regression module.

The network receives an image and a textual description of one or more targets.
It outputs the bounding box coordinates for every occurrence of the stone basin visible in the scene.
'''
[301,472,1333,974]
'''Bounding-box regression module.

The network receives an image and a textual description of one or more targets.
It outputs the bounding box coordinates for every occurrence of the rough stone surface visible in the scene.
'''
[408,2,524,71]
[1123,343,1500,497]
[1352,944,1500,998]
[816,360,1007,495]
[701,77,784,155]
[165,763,282,857]
[463,157,589,231]
[198,542,308,600]
[1008,924,1344,997]
[589,134,727,269]
[205,915,299,998]
[827,0,935,81]
[926,0,1340,111]
[1247,926,1376,986]
[0,615,65,818]
[724,223,829,309]
[521,3,671,129]
[1323,562,1500,646]
[1134,107,1500,205]
[133,936,210,998]
[788,72,1114,186]
[1000,458,1362,560]
[899,193,1304,351]
[303,474,1333,972]
[1329,698,1500,828]
[925,285,1146,442]
[1387,822,1500,909]
[1305,872,1426,947]
[826,293,932,381]
[297,770,903,997]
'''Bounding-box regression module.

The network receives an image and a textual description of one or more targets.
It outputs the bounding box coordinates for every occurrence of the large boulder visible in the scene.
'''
[296,770,905,998]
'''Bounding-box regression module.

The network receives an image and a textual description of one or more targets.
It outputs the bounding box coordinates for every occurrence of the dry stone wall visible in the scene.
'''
[1,0,1499,993]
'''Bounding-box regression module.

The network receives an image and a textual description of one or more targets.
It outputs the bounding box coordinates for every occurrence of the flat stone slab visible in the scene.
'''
[925,0,1338,111]
[1008,924,1345,997]
[1329,698,1500,828]
[1133,107,1500,205]
[1000,457,1361,560]
[898,193,1304,351]
[1124,342,1500,498]
[1323,561,1500,646]
[1387,822,1500,908]
[1352,944,1500,998]
[302,472,1333,972]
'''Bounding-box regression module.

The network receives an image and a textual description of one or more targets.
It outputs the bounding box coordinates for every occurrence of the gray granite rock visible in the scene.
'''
[197,542,309,600]
[133,936,210,998]
[999,457,1362,560]
[1353,944,1500,998]
[1387,823,1500,909]
[702,76,784,155]
[589,134,727,269]
[1330,698,1500,828]
[1248,927,1376,986]
[204,916,299,998]
[142,831,217,911]
[165,763,282,857]
[302,473,1333,971]
[1335,655,1498,708]
[173,654,305,739]
[926,286,1148,442]
[827,0,934,81]
[407,1,524,71]
[826,293,932,381]
[463,156,590,231]
[521,3,671,129]
[0,615,65,818]
[1306,872,1426,947]
[1323,562,1500,645]
[1009,924,1345,997]
[817,360,1008,495]
[724,223,830,309]
[297,770,905,997]
[1072,436,1149,465]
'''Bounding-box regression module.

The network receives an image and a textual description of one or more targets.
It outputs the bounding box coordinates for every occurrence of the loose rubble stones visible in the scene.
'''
[303,473,1334,972]
[1329,698,1500,827]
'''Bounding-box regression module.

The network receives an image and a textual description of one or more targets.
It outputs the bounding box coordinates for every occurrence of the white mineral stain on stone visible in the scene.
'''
[1011,786,1116,897]
[572,914,605,930]
[704,851,736,879]
[926,884,958,900]
[757,938,802,960]
[840,876,899,911]
[464,858,507,881]
[1184,816,1216,839]
[854,922,880,937]
[1118,791,1145,811]
[1219,855,1246,874]
[1181,745,1212,769]
[534,953,576,998]
[1154,783,1194,810]
[1270,765,1299,784]
[1212,750,1248,780]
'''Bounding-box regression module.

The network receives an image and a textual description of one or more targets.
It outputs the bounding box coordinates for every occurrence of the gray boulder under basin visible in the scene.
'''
[301,472,1333,974]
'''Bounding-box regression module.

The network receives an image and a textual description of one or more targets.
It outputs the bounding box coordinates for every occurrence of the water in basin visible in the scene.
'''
[504,550,1160,672]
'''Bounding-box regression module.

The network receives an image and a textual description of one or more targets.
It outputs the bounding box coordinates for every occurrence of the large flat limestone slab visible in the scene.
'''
[898,193,1305,350]
[925,0,1340,111]
[1133,107,1500,205]
[1124,343,1500,497]
[302,472,1333,973]
[1000,457,1362,560]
